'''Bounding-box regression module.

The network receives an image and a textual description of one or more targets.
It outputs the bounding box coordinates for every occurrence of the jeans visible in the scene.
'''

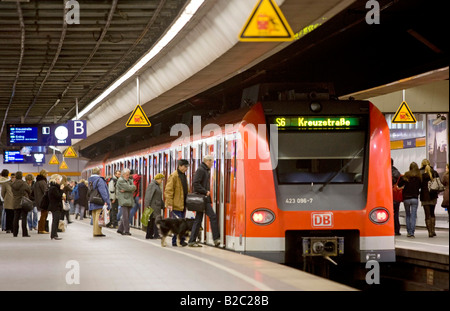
[129,196,140,225]
[75,203,86,220]
[403,198,418,236]
[27,206,38,229]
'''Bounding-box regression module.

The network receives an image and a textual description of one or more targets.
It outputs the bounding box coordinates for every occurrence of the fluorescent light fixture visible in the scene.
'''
[74,0,205,120]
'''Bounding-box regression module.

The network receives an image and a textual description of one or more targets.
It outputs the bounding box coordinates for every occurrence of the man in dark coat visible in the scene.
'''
[188,155,220,248]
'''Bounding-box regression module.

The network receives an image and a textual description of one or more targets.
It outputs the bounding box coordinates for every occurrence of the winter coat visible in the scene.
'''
[48,182,63,212]
[398,175,421,200]
[193,162,211,195]
[11,179,31,210]
[420,166,439,204]
[0,177,14,210]
[88,174,110,211]
[164,170,186,211]
[77,182,89,207]
[144,179,164,218]
[116,176,135,207]
[441,172,449,208]
[33,175,48,211]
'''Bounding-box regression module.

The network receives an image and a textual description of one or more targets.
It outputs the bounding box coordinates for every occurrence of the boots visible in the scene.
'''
[431,217,436,237]
[425,219,433,237]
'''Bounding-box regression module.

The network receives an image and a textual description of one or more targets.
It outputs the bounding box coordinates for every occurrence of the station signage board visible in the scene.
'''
[3,150,45,164]
[269,116,362,130]
[7,120,87,146]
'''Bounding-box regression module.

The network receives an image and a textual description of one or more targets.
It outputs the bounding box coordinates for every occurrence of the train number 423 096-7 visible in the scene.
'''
[285,198,313,204]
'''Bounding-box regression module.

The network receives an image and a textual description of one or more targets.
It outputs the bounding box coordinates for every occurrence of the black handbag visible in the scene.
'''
[21,196,34,212]
[186,193,206,212]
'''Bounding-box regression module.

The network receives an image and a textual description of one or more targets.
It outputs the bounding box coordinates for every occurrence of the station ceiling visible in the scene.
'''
[0,0,448,159]
[0,0,188,146]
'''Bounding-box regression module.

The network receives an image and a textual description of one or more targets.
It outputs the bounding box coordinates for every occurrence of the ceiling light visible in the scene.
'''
[74,0,205,120]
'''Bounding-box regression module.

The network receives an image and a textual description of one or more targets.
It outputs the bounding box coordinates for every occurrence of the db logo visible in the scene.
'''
[312,212,334,228]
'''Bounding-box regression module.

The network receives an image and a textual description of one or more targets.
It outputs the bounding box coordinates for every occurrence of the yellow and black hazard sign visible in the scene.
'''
[63,146,78,158]
[239,0,294,42]
[59,160,69,170]
[126,104,151,127]
[392,101,417,124]
[49,154,59,165]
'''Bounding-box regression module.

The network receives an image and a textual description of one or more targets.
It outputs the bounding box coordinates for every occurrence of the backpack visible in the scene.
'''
[40,190,50,210]
[88,178,105,205]
[72,184,79,201]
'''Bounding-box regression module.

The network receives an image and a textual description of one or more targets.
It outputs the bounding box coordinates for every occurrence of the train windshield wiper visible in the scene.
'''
[317,147,364,192]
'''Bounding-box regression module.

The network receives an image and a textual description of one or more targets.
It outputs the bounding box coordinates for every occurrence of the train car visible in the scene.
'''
[83,93,395,266]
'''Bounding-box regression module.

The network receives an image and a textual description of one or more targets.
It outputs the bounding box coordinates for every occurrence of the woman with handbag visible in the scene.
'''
[398,162,422,238]
[420,159,439,237]
[48,174,65,240]
[11,171,32,237]
[144,173,165,239]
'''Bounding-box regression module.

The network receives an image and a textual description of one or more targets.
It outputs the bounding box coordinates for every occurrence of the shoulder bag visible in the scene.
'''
[186,193,206,212]
[428,177,445,192]
[392,176,403,202]
[21,196,34,212]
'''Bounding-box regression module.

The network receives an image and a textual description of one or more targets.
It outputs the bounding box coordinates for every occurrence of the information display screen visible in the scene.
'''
[269,116,361,129]
[8,126,39,144]
[3,151,45,164]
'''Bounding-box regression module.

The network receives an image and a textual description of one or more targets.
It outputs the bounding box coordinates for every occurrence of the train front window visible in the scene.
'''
[275,131,366,184]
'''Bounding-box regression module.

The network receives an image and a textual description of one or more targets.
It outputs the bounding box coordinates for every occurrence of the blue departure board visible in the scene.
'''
[9,126,39,144]
[3,151,45,164]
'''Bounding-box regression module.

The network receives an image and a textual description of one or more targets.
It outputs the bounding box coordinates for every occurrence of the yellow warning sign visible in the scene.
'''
[63,146,78,158]
[49,154,59,165]
[392,101,417,124]
[239,0,294,42]
[126,104,151,127]
[59,161,69,170]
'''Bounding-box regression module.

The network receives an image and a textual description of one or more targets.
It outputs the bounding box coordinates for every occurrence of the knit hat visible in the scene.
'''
[154,173,165,180]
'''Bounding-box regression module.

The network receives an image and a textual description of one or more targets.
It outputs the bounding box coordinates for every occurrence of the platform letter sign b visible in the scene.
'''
[365,260,380,285]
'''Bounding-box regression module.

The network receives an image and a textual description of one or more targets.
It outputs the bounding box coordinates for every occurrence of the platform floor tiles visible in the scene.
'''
[0,217,355,291]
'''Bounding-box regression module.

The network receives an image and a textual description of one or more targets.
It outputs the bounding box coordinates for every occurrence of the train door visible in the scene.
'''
[224,134,238,250]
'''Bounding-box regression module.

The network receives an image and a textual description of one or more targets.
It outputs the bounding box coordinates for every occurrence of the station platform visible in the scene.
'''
[0,216,355,291]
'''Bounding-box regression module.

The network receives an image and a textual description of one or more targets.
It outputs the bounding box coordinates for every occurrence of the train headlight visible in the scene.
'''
[251,209,275,225]
[369,207,390,224]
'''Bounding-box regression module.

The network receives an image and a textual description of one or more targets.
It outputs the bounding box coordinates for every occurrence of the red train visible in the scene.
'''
[83,94,395,266]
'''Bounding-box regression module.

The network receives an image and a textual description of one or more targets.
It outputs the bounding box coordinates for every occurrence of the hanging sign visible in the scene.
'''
[63,146,78,158]
[126,104,151,127]
[392,101,417,124]
[239,0,294,42]
[49,154,59,165]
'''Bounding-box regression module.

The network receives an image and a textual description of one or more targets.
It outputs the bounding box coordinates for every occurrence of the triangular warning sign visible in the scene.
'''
[63,146,78,158]
[49,154,59,165]
[239,0,294,42]
[392,101,417,124]
[126,104,151,127]
[59,160,69,170]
